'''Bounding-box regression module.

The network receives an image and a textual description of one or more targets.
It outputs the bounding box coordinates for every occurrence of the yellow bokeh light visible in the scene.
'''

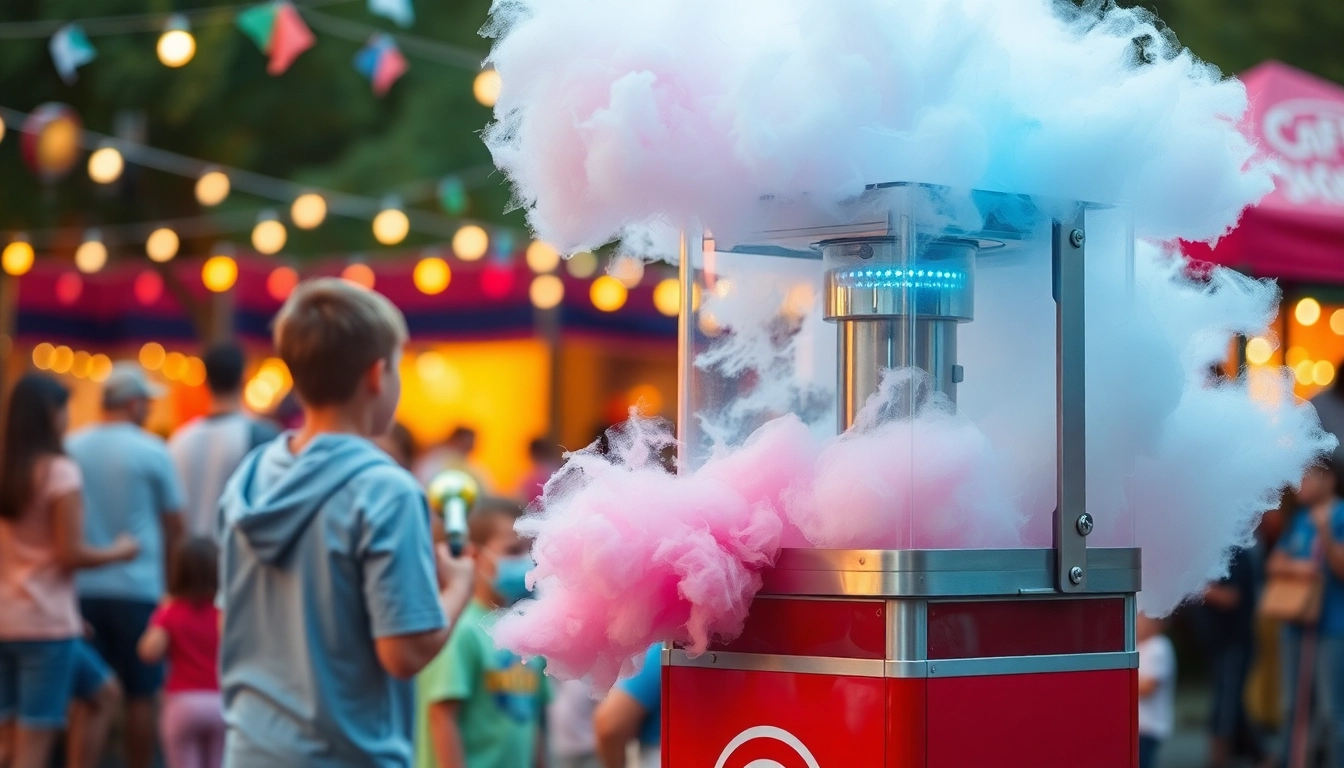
[416,351,451,382]
[0,115,5,144]
[653,278,680,317]
[3,241,35,276]
[70,350,91,379]
[526,241,560,274]
[413,257,451,295]
[291,193,327,230]
[75,239,107,274]
[202,255,238,292]
[609,256,644,288]
[1331,310,1344,336]
[163,351,188,381]
[1296,297,1322,326]
[252,219,287,255]
[146,228,180,263]
[452,225,489,262]
[589,275,627,312]
[183,357,206,387]
[1315,360,1336,387]
[1295,360,1315,385]
[341,263,376,289]
[565,251,597,279]
[32,342,55,370]
[157,29,196,67]
[139,342,166,371]
[258,357,293,389]
[88,147,124,184]
[373,208,410,246]
[628,384,663,417]
[1286,346,1310,367]
[473,67,502,107]
[195,171,229,206]
[50,346,74,374]
[244,378,277,412]
[90,354,113,382]
[1244,337,1273,366]
[529,274,564,309]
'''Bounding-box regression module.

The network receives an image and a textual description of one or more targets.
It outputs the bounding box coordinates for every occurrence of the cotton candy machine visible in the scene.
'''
[664,184,1141,767]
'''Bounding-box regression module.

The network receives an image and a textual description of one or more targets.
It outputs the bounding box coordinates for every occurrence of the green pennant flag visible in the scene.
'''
[236,3,278,52]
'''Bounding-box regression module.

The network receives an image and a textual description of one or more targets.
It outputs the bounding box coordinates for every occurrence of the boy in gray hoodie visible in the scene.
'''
[216,278,473,768]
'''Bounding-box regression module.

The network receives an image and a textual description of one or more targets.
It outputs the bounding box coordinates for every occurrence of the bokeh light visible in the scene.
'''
[32,342,55,370]
[267,266,298,301]
[1295,360,1315,385]
[609,256,644,288]
[88,147,124,184]
[50,346,74,374]
[195,170,229,206]
[590,275,627,312]
[526,241,560,273]
[202,255,238,292]
[1315,360,1336,387]
[342,263,376,290]
[1331,310,1344,336]
[414,257,451,295]
[163,351,188,381]
[529,274,563,309]
[139,342,166,371]
[252,218,287,255]
[90,353,113,382]
[55,273,82,305]
[291,193,327,230]
[372,208,409,246]
[1286,346,1310,367]
[480,265,514,299]
[135,270,163,305]
[183,357,207,387]
[1296,297,1322,326]
[1244,337,1273,366]
[146,228,179,263]
[157,27,196,67]
[71,350,91,379]
[565,251,598,279]
[245,378,276,412]
[452,225,489,261]
[473,67,501,107]
[628,384,663,417]
[3,240,35,276]
[75,236,107,274]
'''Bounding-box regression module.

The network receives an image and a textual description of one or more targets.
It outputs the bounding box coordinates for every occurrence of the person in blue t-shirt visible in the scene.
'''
[595,644,661,768]
[1270,461,1344,768]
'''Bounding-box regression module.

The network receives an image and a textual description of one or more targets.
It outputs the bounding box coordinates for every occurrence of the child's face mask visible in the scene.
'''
[491,554,534,605]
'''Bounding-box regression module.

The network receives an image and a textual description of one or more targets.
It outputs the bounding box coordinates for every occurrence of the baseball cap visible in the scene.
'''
[102,362,166,409]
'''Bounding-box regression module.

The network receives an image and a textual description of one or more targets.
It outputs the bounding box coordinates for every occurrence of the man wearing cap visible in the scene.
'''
[68,362,186,768]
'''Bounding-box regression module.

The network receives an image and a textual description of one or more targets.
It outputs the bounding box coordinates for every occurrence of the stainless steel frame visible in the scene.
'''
[663,648,1137,680]
[1054,212,1089,592]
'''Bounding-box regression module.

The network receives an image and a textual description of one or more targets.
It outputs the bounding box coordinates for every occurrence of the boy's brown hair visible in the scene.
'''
[273,278,408,406]
[467,497,524,547]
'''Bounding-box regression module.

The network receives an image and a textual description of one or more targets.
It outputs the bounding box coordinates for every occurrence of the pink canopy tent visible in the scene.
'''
[1186,61,1344,281]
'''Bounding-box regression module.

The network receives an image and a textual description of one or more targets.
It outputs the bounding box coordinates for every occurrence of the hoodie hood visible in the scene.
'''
[223,433,391,564]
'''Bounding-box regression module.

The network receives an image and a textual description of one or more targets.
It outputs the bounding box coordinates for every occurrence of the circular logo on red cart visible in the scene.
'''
[714,726,822,768]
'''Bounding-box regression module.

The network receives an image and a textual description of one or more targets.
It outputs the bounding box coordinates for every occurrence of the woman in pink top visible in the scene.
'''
[0,374,139,768]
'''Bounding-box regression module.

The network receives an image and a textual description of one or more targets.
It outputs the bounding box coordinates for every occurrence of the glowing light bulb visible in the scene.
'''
[3,240,35,276]
[145,228,179,263]
[195,170,229,206]
[342,263,376,290]
[75,232,107,274]
[413,257,451,295]
[590,275,627,312]
[252,217,287,255]
[1244,337,1273,366]
[88,146,124,184]
[565,251,597,279]
[267,266,298,301]
[452,225,489,262]
[653,278,680,317]
[202,255,238,292]
[526,241,560,273]
[529,274,564,309]
[156,16,196,67]
[1296,298,1322,326]
[139,342,166,371]
[473,67,502,107]
[372,208,410,246]
[291,193,327,230]
[1315,360,1336,387]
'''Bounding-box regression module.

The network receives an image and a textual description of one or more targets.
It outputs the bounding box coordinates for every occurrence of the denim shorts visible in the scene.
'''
[71,638,114,701]
[0,638,77,728]
[81,597,163,698]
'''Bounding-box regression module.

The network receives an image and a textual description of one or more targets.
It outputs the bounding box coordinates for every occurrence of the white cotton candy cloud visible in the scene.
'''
[483,0,1273,253]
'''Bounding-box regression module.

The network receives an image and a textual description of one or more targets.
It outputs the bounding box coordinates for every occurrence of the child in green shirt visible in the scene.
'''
[416,498,549,768]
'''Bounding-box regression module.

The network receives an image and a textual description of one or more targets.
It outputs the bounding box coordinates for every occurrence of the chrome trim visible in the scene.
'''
[888,599,927,661]
[666,649,886,679]
[923,651,1137,678]
[1125,594,1137,653]
[666,649,1137,679]
[1055,213,1088,593]
[760,547,1140,598]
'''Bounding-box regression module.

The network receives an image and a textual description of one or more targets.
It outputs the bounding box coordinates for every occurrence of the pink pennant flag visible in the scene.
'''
[268,2,315,75]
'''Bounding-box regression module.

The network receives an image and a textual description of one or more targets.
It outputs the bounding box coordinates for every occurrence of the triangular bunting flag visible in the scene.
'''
[50,24,96,84]
[268,3,315,75]
[368,0,415,28]
[235,3,278,52]
[354,34,408,96]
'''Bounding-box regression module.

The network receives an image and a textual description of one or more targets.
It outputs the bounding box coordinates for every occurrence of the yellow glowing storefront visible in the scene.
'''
[1242,294,1343,400]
